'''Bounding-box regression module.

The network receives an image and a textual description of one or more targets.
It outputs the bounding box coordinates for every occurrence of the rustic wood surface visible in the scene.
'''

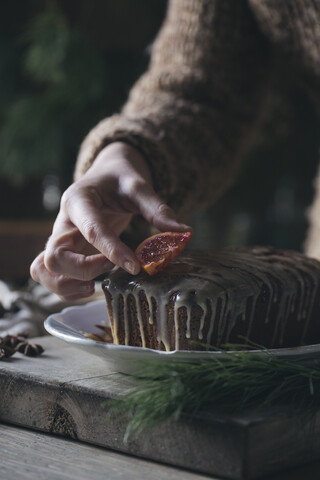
[0,423,211,480]
[1,335,320,479]
[2,423,320,480]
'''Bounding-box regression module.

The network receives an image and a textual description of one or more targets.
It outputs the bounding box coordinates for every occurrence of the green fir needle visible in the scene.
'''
[104,346,320,442]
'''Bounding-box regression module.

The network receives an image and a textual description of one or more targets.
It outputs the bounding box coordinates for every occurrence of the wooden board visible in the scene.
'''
[1,336,320,479]
[0,423,212,480]
[3,423,320,480]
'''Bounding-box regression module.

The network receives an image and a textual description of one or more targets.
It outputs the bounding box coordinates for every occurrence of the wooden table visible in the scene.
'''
[3,422,320,480]
[0,423,210,480]
[1,336,320,480]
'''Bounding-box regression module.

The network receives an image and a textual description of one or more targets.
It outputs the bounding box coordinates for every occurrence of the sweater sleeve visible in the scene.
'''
[75,0,270,221]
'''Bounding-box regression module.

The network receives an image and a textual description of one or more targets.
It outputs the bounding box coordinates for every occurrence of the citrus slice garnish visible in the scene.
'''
[135,231,192,276]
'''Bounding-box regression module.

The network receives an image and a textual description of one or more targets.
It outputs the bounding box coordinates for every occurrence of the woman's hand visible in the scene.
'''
[30,142,191,301]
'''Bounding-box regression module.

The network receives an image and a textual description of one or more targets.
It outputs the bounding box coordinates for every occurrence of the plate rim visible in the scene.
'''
[44,300,320,359]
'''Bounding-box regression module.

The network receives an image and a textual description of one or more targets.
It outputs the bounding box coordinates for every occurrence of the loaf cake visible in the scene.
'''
[102,246,320,351]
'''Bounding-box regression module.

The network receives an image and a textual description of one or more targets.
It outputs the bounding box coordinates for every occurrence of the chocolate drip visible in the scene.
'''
[102,247,320,351]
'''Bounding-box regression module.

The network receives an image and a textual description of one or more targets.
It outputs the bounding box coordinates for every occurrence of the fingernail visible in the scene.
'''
[173,224,193,232]
[124,260,139,275]
[167,219,192,230]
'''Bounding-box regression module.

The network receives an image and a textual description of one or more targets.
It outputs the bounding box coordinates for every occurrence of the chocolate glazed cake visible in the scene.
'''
[102,246,320,351]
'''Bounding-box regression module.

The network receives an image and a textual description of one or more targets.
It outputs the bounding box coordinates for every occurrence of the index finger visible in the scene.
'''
[63,191,141,275]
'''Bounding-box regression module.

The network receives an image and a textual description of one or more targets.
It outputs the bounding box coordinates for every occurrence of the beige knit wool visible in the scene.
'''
[75,0,320,256]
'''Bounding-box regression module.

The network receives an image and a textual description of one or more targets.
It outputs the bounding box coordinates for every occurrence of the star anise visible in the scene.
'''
[15,341,44,357]
[1,334,26,349]
[0,345,15,359]
[0,335,21,360]
[0,335,44,360]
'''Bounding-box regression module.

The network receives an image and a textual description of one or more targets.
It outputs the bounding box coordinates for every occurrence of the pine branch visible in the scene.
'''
[104,349,320,442]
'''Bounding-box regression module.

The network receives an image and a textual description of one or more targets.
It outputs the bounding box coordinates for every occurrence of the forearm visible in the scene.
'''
[76,0,271,220]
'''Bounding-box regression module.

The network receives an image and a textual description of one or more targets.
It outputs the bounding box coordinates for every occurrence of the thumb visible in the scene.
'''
[134,184,192,233]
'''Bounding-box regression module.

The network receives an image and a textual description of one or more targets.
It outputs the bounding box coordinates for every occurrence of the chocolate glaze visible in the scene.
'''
[102,246,320,351]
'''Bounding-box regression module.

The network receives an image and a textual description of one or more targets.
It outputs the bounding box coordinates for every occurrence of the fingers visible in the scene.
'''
[61,189,141,275]
[45,249,114,281]
[37,160,191,295]
[43,211,115,280]
[30,252,96,301]
[44,241,114,281]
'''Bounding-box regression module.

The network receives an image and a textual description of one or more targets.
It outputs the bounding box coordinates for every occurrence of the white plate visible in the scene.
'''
[44,300,320,374]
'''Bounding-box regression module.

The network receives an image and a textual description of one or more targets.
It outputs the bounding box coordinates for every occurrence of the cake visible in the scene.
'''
[102,246,320,351]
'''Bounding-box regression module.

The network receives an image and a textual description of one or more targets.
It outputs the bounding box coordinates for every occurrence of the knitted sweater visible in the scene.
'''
[75,0,320,249]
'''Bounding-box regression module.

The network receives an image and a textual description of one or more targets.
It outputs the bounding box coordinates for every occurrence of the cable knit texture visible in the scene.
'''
[75,0,320,250]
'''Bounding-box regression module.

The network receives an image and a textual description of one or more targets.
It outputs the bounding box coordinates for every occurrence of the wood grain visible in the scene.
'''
[0,423,211,480]
[1,336,320,479]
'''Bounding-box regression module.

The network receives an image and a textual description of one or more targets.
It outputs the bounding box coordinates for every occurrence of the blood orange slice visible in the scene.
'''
[135,231,192,276]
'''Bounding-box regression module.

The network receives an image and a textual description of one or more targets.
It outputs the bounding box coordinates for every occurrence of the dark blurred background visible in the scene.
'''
[0,0,319,282]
